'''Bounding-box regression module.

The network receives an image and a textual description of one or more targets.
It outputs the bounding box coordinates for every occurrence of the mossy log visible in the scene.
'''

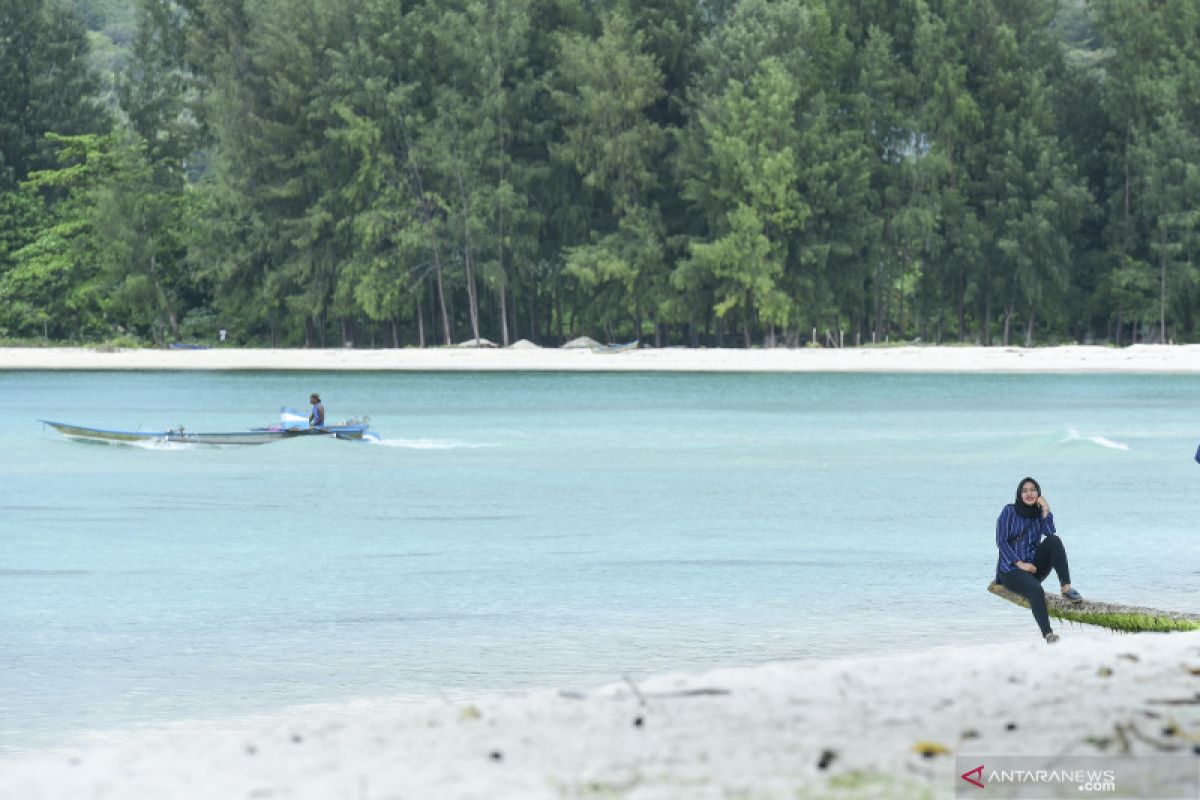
[987,582,1200,633]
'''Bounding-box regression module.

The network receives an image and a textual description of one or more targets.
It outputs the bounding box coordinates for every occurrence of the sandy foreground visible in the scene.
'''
[4,630,1200,799]
[2,343,1200,372]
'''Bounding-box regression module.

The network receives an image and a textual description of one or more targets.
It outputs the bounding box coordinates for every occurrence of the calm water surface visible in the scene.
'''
[1,369,1197,750]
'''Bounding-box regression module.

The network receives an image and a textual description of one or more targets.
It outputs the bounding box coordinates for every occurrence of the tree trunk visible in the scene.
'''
[450,136,481,345]
[528,289,537,345]
[981,294,992,346]
[1124,122,1132,217]
[508,285,518,343]
[148,253,179,341]
[554,276,564,343]
[1159,224,1168,343]
[873,260,885,344]
[399,121,452,345]
[433,247,452,345]
[987,581,1200,632]
[497,273,510,346]
[495,13,509,348]
[1024,302,1036,348]
[956,264,967,341]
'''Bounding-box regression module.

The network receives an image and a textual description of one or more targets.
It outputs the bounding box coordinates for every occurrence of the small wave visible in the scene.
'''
[369,438,494,450]
[59,434,196,450]
[1061,428,1130,451]
[130,439,200,451]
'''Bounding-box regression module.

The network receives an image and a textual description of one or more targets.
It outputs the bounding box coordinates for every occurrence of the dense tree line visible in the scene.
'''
[1,0,1197,347]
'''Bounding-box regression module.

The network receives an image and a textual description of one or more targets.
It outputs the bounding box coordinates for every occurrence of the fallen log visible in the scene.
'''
[987,582,1200,633]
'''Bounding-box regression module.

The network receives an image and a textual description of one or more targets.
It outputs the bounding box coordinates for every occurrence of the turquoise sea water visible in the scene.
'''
[1,369,1197,751]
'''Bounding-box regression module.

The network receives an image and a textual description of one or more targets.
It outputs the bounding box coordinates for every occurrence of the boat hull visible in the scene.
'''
[39,420,369,445]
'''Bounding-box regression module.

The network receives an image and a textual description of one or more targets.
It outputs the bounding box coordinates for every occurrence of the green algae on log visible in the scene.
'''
[987,582,1200,633]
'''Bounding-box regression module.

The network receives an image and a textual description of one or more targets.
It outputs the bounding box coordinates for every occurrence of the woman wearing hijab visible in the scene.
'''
[995,477,1084,643]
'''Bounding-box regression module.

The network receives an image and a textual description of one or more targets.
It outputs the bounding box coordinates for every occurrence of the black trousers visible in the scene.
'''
[997,534,1072,636]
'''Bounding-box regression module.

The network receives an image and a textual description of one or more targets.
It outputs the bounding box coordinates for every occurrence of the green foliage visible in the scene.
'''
[1047,608,1200,633]
[553,10,666,209]
[73,0,136,30]
[92,333,146,350]
[0,0,110,190]
[2,0,1199,347]
[0,188,44,272]
[178,306,219,341]
[552,7,669,334]
[2,134,118,340]
[88,139,197,344]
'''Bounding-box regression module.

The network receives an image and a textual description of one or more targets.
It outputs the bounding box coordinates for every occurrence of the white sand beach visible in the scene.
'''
[2,343,1200,372]
[3,629,1200,799]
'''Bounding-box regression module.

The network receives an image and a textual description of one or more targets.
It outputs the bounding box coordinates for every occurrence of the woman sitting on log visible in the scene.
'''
[995,477,1084,644]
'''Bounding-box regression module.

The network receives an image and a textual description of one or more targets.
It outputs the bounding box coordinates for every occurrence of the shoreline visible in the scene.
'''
[4,629,1199,798]
[2,343,1200,372]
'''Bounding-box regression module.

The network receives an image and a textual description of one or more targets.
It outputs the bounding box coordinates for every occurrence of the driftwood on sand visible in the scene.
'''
[987,582,1200,633]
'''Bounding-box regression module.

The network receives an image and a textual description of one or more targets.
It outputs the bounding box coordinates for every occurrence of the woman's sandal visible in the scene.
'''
[1061,588,1083,603]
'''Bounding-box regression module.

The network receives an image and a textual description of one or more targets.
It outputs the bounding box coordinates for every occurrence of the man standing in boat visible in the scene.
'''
[308,393,325,428]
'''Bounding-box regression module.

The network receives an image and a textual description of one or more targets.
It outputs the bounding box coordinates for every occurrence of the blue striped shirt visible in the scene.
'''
[995,505,1055,576]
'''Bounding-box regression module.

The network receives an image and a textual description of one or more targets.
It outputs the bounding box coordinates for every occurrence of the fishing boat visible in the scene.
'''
[39,408,373,446]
